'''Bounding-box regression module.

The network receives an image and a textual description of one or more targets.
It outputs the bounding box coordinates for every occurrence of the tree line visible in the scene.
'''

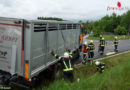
[37,17,64,21]
[80,10,130,36]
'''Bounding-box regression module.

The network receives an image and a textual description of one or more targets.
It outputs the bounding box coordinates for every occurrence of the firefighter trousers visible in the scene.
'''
[100,46,105,55]
[83,53,87,63]
[88,52,94,62]
[97,67,104,73]
[115,45,118,50]
[63,70,74,82]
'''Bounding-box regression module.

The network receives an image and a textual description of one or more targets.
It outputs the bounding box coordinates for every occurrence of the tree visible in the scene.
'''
[37,17,64,21]
[84,21,93,33]
[78,20,83,24]
[120,10,130,31]
[114,25,127,35]
[92,21,105,36]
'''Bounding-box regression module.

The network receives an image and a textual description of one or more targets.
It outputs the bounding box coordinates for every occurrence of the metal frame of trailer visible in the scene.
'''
[28,20,80,78]
[0,17,80,87]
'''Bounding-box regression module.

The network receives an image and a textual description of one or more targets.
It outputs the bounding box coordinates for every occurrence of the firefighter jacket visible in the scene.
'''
[88,43,95,52]
[96,62,105,69]
[52,51,73,72]
[82,45,88,55]
[100,40,105,47]
[114,39,119,45]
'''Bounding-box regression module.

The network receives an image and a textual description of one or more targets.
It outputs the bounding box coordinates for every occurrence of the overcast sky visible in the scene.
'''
[0,0,130,21]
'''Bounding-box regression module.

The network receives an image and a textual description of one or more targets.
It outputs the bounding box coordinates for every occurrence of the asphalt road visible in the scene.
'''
[90,39,130,59]
[76,36,130,64]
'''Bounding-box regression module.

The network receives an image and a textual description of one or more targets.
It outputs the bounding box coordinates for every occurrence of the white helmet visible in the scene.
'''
[100,35,102,37]
[64,52,69,57]
[84,41,87,45]
[95,61,100,65]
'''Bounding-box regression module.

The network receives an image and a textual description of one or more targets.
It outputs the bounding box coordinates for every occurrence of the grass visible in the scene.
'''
[38,52,130,90]
[87,35,130,40]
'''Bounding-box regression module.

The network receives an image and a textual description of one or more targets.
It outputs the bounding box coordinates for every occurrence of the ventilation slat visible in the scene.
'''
[73,24,77,29]
[48,23,58,31]
[59,24,66,30]
[34,23,47,32]
[67,24,72,29]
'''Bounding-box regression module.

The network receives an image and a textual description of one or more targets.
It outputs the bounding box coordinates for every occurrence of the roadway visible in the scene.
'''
[75,36,130,64]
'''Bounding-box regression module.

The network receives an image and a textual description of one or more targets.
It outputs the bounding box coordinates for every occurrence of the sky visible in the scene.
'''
[0,0,130,21]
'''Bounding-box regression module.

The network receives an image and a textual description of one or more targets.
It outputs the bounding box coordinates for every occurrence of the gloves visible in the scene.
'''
[51,50,55,55]
[66,48,70,52]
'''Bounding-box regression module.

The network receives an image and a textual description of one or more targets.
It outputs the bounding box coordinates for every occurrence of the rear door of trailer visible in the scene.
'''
[0,18,24,76]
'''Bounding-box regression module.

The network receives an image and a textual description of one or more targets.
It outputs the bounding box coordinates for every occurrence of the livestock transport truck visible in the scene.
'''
[0,17,81,88]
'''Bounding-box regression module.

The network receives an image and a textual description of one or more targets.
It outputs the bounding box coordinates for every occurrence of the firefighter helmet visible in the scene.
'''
[95,61,100,65]
[64,52,69,57]
[100,35,102,37]
[115,36,117,39]
[84,41,87,45]
[90,40,93,43]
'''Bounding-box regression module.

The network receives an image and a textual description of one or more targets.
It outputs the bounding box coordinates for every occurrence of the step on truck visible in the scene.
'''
[0,17,81,88]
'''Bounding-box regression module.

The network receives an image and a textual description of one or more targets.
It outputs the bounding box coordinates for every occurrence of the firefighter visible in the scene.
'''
[99,37,105,56]
[99,35,103,42]
[114,36,119,52]
[88,40,95,63]
[82,41,88,64]
[98,35,103,52]
[95,61,105,73]
[51,48,73,82]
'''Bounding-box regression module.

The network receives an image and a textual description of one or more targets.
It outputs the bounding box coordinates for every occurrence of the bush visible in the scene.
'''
[93,26,104,37]
[114,25,127,35]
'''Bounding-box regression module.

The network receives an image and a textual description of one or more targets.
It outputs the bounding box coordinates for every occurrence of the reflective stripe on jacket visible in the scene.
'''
[114,40,118,45]
[54,52,73,72]
[97,62,105,68]
[88,44,95,52]
[100,40,105,47]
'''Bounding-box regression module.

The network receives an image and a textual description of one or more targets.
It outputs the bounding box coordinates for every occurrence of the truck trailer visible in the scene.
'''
[0,17,81,88]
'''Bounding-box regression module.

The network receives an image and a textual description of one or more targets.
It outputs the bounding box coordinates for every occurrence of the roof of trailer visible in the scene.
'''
[0,17,23,21]
[0,17,78,24]
[29,20,78,24]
